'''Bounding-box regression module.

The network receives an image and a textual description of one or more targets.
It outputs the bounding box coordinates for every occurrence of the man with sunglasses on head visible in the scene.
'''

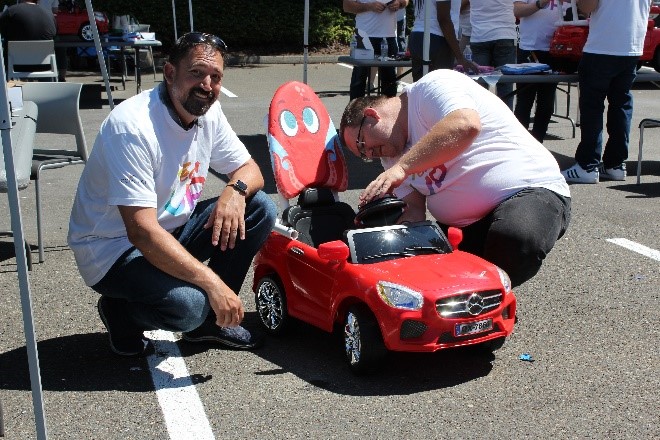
[339,68,571,288]
[68,32,277,357]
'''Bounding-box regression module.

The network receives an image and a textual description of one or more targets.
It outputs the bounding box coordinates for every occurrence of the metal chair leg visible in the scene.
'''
[35,175,44,263]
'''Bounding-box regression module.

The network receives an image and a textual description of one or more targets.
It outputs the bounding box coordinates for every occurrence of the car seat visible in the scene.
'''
[266,81,354,247]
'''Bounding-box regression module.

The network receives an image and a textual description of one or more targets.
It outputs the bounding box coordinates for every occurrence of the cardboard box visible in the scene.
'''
[351,48,374,60]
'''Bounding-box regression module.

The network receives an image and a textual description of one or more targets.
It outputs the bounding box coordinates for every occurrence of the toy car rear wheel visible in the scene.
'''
[255,276,289,335]
[79,22,93,41]
[343,305,387,374]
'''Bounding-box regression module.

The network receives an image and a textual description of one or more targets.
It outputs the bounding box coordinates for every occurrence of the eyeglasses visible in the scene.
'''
[177,32,227,53]
[355,115,373,163]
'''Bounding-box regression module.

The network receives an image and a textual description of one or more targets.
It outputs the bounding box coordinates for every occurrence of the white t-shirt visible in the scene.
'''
[583,0,651,56]
[517,0,566,51]
[68,86,251,286]
[469,0,517,43]
[383,70,570,227]
[355,0,398,38]
[411,0,460,38]
[459,5,471,38]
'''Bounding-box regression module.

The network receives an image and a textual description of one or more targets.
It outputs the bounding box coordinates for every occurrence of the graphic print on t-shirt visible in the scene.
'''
[418,164,447,195]
[164,161,205,215]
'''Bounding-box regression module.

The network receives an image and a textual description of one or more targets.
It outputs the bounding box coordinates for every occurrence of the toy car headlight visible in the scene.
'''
[496,267,512,293]
[377,281,423,310]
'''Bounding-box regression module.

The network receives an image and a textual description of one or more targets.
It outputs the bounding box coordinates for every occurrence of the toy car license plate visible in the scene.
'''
[455,318,493,336]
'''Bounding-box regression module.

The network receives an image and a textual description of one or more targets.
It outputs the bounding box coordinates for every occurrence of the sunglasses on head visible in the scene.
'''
[177,32,227,53]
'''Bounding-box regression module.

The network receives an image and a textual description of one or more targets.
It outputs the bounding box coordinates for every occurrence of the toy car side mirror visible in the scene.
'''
[447,227,463,249]
[317,240,350,261]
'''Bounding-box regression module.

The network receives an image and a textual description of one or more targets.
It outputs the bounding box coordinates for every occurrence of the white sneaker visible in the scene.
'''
[599,163,626,181]
[561,163,599,184]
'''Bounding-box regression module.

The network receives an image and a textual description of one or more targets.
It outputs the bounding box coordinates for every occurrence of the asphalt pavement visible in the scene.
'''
[1,57,658,439]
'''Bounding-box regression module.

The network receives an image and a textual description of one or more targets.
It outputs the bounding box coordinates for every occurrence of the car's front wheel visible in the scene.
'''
[343,305,387,374]
[79,22,93,41]
[255,276,289,335]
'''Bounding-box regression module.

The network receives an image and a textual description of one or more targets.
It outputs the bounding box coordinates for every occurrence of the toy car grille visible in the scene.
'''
[400,320,428,339]
[435,290,503,318]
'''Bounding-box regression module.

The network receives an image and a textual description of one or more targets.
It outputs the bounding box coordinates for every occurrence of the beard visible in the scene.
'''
[180,87,217,116]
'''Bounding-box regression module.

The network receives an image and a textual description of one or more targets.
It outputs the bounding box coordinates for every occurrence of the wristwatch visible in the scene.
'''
[228,180,248,195]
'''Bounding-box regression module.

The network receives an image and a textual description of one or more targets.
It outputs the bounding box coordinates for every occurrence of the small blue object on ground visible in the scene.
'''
[519,353,534,362]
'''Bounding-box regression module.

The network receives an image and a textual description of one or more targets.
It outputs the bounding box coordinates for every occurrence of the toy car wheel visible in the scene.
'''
[343,305,387,374]
[255,276,289,335]
[79,22,93,41]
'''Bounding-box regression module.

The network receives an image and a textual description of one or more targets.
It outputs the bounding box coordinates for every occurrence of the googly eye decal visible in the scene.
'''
[302,107,320,134]
[280,110,298,137]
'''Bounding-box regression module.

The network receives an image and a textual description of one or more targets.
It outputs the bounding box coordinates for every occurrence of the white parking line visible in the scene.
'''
[607,238,660,262]
[337,63,354,69]
[145,330,215,440]
[221,86,237,98]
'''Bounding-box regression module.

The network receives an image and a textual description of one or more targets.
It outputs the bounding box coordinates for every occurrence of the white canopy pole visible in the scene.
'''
[423,0,431,76]
[172,0,178,41]
[0,46,48,440]
[303,0,309,83]
[188,0,194,32]
[84,0,114,109]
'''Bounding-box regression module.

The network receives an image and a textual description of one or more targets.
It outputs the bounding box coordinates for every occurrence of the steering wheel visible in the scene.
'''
[354,195,407,228]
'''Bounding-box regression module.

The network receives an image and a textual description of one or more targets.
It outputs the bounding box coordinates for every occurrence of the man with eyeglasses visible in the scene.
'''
[338,68,571,288]
[68,32,277,357]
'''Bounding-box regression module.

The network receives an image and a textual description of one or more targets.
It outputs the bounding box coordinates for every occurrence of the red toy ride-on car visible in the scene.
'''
[252,81,517,375]
[56,2,109,41]
[550,4,660,73]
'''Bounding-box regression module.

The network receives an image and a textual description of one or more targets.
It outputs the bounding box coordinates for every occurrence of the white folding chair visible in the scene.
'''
[637,118,660,184]
[20,82,88,262]
[7,40,59,82]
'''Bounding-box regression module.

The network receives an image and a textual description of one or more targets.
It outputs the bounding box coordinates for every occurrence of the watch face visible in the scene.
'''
[233,180,248,193]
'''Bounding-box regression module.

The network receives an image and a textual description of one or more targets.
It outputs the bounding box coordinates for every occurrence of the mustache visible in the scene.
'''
[189,87,215,100]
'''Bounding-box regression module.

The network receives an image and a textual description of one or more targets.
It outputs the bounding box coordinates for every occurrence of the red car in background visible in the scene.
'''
[550,5,660,73]
[56,4,109,41]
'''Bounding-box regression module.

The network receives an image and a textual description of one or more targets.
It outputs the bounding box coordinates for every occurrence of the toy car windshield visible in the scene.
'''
[346,221,452,264]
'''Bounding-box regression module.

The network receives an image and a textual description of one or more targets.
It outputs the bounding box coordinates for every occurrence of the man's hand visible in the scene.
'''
[207,284,245,327]
[359,164,407,206]
[371,1,387,13]
[205,186,246,250]
[457,57,481,74]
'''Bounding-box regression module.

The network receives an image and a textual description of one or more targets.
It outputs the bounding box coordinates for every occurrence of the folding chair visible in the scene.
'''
[7,40,58,82]
[20,82,88,262]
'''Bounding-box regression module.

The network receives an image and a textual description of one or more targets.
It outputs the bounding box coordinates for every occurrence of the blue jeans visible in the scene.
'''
[441,188,571,288]
[575,53,638,171]
[91,191,277,332]
[408,32,455,82]
[350,36,398,99]
[471,39,517,109]
[514,49,557,142]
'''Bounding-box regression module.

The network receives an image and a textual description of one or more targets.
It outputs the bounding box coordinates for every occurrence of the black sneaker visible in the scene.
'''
[182,320,263,350]
[97,297,153,357]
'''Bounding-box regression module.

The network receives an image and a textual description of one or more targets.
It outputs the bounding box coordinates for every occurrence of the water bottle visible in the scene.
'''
[463,44,472,62]
[380,38,388,61]
[350,34,357,57]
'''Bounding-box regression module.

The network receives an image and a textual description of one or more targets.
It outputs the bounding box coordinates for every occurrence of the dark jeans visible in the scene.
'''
[471,39,517,109]
[92,191,277,332]
[408,32,455,82]
[441,188,571,288]
[575,53,638,171]
[349,36,398,99]
[514,49,557,142]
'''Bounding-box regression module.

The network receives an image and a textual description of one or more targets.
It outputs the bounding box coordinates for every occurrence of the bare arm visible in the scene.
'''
[343,0,387,14]
[437,2,479,72]
[359,108,481,204]
[576,0,599,15]
[397,190,427,223]
[514,0,551,18]
[119,205,244,328]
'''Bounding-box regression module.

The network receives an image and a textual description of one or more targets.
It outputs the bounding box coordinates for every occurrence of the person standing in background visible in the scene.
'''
[513,0,567,142]
[458,0,471,53]
[561,0,652,184]
[344,0,409,99]
[408,0,478,81]
[468,0,518,108]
